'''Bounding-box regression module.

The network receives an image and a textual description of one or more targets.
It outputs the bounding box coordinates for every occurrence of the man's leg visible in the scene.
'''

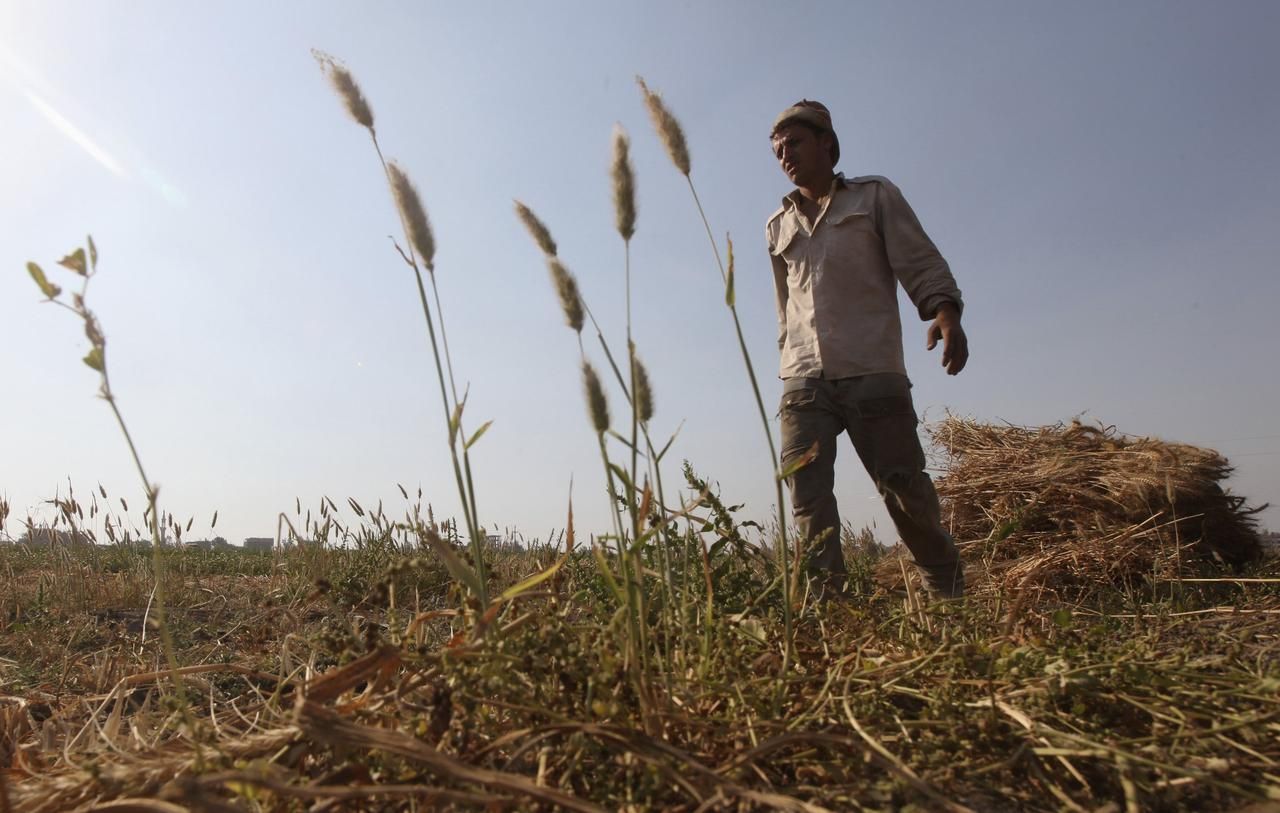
[839,375,964,598]
[779,379,846,595]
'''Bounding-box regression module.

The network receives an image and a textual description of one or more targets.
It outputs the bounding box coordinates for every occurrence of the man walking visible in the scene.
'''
[766,100,967,599]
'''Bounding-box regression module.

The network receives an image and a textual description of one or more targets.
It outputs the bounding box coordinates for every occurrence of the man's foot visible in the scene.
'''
[808,572,849,604]
[917,561,965,600]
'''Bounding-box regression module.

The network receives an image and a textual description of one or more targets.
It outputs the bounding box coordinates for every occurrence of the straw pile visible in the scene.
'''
[921,417,1265,599]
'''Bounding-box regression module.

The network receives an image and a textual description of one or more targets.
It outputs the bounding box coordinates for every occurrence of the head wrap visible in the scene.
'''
[771,100,839,165]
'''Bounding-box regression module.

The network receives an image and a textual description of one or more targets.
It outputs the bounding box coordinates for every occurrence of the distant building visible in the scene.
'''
[243,537,274,552]
[183,537,234,551]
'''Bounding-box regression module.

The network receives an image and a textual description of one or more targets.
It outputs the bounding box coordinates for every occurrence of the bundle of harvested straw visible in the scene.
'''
[922,418,1265,598]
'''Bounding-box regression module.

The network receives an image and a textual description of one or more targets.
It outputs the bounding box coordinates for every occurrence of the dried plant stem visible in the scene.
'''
[428,272,488,591]
[31,245,198,761]
[624,240,641,550]
[371,134,488,605]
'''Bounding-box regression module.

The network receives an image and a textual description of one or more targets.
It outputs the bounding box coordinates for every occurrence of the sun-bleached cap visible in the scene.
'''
[771,100,840,165]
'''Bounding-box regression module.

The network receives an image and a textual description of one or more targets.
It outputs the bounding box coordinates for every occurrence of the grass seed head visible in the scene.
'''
[636,77,690,176]
[582,361,610,433]
[514,200,558,257]
[634,355,654,423]
[387,162,436,271]
[611,125,637,241]
[313,50,375,132]
[547,258,585,333]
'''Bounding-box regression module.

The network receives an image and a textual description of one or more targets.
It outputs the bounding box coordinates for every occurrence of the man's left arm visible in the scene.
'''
[877,180,969,375]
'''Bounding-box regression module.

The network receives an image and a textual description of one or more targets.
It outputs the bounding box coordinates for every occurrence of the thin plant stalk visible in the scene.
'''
[371,136,489,605]
[427,272,488,590]
[25,242,197,754]
[636,77,795,671]
[317,52,488,603]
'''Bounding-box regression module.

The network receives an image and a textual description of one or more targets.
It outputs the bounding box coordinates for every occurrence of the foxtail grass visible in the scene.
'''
[636,77,796,674]
[316,52,489,607]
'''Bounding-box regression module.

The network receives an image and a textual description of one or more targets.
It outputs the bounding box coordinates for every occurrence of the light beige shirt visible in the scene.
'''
[767,173,962,380]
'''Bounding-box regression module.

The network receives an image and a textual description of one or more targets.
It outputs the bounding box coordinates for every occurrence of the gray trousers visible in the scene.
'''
[779,373,963,597]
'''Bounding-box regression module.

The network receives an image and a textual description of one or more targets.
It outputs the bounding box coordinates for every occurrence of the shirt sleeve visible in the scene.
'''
[875,179,963,320]
[767,225,789,352]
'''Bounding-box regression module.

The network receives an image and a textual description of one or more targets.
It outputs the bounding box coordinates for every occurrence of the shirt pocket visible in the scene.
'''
[822,211,881,277]
[779,386,817,415]
[770,220,801,260]
[826,211,878,245]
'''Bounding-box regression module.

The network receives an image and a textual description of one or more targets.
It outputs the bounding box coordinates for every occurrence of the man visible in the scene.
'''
[766,100,967,599]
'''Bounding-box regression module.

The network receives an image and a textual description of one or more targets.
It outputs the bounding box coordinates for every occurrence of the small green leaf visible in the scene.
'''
[654,421,684,463]
[606,429,639,454]
[58,248,88,276]
[83,346,105,371]
[495,551,567,602]
[608,463,634,494]
[778,439,821,480]
[27,262,60,298]
[1052,609,1073,629]
[464,419,493,450]
[448,400,464,444]
[87,235,98,271]
[724,233,736,307]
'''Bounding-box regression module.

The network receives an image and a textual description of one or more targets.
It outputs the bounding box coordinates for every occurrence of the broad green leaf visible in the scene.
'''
[778,439,821,480]
[725,233,736,307]
[608,463,635,495]
[87,235,98,271]
[420,529,484,598]
[83,347,105,372]
[58,247,87,276]
[463,420,493,450]
[27,262,60,299]
[591,543,626,603]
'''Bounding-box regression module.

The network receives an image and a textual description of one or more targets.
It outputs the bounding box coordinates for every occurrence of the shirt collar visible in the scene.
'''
[781,172,847,211]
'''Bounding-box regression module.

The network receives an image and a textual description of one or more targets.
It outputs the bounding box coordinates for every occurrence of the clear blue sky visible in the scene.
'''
[2,1,1277,547]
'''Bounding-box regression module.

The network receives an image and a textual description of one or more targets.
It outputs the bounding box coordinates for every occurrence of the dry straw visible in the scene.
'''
[611,125,637,241]
[547,258,584,333]
[582,361,610,433]
[633,356,654,423]
[636,77,690,176]
[387,162,436,272]
[513,200,558,257]
[313,50,374,132]
[880,417,1267,600]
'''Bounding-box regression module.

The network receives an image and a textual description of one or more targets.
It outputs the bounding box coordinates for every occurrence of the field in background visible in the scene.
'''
[1,488,1277,812]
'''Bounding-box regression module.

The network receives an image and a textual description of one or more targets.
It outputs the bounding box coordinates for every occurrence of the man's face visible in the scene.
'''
[771,123,834,188]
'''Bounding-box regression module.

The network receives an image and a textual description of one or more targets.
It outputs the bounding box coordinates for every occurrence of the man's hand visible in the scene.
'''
[927,302,968,375]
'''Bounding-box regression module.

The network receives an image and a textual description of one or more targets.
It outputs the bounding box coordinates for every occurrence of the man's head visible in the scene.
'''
[770,100,839,188]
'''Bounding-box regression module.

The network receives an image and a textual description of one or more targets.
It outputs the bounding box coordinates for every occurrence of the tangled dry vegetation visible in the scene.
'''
[882,417,1269,603]
[2,425,1277,813]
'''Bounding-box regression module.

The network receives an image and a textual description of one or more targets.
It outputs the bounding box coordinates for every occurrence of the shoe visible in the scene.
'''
[918,561,964,600]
